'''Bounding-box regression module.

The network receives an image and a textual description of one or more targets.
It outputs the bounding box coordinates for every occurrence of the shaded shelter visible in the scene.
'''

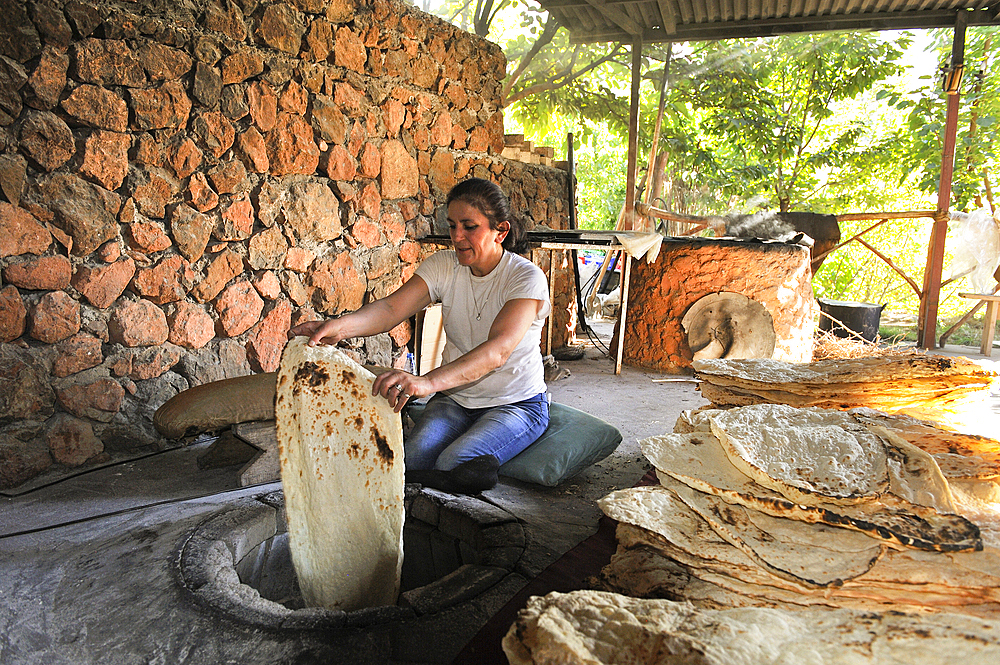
[529,0,1000,349]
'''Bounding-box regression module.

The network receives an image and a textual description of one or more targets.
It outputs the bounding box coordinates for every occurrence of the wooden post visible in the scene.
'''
[567,133,577,230]
[624,37,642,233]
[615,35,643,374]
[918,11,967,349]
[642,43,672,230]
[547,248,556,354]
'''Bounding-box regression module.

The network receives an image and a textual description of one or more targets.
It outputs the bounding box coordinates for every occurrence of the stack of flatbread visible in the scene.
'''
[847,407,1000,499]
[693,356,997,425]
[595,403,1000,618]
[503,589,1000,665]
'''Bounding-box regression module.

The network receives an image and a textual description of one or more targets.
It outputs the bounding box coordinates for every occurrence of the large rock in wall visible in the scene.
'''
[0,0,572,489]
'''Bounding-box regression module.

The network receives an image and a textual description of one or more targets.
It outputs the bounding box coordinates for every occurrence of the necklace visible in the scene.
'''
[469,253,502,321]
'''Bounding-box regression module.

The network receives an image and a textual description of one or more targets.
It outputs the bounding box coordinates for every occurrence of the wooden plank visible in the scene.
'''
[919,14,967,349]
[547,249,556,355]
[958,293,999,357]
[615,256,632,375]
[625,36,642,231]
[233,421,280,486]
[959,292,1000,303]
[984,301,998,357]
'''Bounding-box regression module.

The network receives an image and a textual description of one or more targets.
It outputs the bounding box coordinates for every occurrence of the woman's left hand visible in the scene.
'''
[372,370,433,413]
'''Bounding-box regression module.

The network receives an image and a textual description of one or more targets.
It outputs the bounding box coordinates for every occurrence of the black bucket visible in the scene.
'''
[817,298,885,343]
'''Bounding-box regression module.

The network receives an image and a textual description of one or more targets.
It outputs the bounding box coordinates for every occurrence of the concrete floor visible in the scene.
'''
[1,326,997,665]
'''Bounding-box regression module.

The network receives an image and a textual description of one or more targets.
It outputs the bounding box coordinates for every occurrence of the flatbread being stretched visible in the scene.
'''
[275,337,404,611]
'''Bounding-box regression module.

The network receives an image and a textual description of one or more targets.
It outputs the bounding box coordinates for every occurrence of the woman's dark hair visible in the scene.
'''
[446,178,528,253]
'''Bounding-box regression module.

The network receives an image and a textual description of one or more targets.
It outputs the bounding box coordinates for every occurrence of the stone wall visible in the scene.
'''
[0,0,572,490]
[622,239,815,373]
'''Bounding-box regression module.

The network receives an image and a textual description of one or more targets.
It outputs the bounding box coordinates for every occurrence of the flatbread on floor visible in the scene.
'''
[641,430,981,552]
[503,590,1000,665]
[599,486,884,588]
[708,404,890,505]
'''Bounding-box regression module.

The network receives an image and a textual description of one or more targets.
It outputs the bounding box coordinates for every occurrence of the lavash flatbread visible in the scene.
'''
[693,355,995,387]
[692,356,996,421]
[678,405,993,499]
[710,404,958,514]
[599,486,884,588]
[599,529,1000,615]
[641,431,981,552]
[602,488,1000,601]
[708,404,889,505]
[673,407,723,434]
[503,590,1000,665]
[849,408,1000,481]
[275,337,404,611]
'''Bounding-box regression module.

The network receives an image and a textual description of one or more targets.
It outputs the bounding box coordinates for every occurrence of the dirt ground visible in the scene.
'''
[0,319,997,665]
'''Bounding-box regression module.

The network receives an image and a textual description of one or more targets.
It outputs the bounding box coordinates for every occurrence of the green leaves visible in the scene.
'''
[899,26,1000,210]
[670,32,909,211]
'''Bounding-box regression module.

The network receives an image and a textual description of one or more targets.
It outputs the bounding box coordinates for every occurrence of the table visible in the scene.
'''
[958,292,1000,356]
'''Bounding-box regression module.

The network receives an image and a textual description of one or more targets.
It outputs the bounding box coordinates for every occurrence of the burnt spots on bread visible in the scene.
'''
[926,355,956,371]
[338,369,363,399]
[372,425,394,465]
[294,361,329,389]
[353,416,364,432]
[885,441,923,477]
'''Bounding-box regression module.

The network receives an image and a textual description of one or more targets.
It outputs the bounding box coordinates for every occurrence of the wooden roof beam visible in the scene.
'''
[656,0,678,31]
[580,0,645,35]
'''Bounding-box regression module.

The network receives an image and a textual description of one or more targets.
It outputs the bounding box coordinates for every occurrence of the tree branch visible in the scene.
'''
[501,15,559,103]
[504,43,625,106]
[448,0,474,25]
[473,0,493,36]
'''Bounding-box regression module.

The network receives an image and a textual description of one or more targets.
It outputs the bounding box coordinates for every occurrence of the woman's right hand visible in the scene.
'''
[287,318,346,347]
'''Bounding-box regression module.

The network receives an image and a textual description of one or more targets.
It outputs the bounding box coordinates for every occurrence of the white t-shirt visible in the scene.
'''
[414,249,550,408]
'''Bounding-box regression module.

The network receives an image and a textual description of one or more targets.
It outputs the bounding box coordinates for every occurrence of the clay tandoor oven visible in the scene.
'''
[621,237,815,373]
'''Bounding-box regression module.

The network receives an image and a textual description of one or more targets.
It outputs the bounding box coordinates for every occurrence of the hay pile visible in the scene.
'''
[812,328,909,360]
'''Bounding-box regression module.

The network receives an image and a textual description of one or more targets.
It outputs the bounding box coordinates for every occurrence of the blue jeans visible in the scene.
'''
[404,393,550,471]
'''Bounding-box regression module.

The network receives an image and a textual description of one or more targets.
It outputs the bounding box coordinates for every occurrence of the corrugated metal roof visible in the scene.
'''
[534,0,1000,43]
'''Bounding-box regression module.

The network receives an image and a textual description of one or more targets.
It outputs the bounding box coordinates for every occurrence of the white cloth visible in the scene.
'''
[414,250,550,408]
[614,231,663,263]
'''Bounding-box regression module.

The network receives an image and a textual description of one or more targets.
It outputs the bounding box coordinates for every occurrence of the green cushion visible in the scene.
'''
[405,401,623,487]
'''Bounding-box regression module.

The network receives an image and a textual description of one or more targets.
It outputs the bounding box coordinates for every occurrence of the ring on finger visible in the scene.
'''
[393,384,403,392]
